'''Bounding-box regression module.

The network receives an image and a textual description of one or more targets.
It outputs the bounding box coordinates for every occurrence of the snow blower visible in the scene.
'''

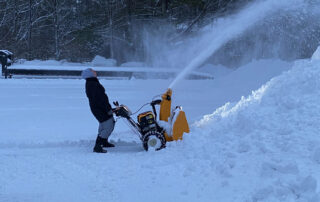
[112,88,190,151]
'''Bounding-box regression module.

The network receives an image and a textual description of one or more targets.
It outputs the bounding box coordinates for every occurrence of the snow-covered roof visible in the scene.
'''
[0,50,13,55]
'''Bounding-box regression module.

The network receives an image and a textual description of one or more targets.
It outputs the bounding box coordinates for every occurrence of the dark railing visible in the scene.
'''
[5,68,213,80]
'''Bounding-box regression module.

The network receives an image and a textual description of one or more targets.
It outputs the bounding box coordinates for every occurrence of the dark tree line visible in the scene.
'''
[0,0,251,64]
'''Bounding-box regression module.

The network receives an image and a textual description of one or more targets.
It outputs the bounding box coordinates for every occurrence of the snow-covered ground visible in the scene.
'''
[2,56,319,202]
[2,0,319,200]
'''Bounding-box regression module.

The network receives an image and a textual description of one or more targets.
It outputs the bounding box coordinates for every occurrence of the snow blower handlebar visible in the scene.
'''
[150,99,162,119]
[112,88,171,120]
[112,99,162,119]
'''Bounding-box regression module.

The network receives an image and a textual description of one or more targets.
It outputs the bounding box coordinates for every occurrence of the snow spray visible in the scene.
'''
[168,0,304,89]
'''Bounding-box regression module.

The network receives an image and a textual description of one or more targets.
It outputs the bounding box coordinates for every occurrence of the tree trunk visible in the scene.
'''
[109,1,114,59]
[161,0,168,15]
[54,0,60,60]
[28,0,32,60]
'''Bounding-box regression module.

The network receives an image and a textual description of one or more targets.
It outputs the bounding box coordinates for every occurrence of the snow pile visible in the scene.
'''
[189,58,320,201]
[91,55,117,67]
[16,59,63,66]
[14,59,89,67]
[312,46,320,61]
[13,57,116,67]
[227,59,292,81]
[198,59,291,80]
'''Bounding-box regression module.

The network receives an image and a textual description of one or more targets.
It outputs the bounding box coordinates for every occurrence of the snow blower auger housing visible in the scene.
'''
[112,88,189,151]
[159,89,190,142]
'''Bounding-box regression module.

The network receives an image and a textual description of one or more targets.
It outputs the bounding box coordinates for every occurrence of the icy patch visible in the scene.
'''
[91,55,117,67]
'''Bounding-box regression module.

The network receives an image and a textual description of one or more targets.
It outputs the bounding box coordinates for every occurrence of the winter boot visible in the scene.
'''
[93,136,107,153]
[102,138,115,148]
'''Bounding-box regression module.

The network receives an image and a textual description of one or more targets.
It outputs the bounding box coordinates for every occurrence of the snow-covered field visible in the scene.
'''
[2,56,320,202]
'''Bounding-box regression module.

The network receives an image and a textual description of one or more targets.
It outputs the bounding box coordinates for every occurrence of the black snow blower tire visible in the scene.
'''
[142,131,166,151]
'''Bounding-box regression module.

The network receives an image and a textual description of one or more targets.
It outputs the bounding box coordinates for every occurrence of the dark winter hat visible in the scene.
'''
[81,68,96,79]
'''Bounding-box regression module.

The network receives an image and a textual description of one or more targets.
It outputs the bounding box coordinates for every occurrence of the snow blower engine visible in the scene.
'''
[112,88,190,151]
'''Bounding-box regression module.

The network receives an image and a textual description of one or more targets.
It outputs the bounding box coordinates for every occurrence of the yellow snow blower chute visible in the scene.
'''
[113,88,189,151]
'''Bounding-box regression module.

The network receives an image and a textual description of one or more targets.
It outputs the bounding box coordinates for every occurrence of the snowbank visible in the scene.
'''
[91,55,117,67]
[312,46,320,61]
[14,59,88,67]
[192,58,320,201]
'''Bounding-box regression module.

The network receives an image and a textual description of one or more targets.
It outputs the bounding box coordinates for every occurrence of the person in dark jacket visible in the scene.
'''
[82,68,115,153]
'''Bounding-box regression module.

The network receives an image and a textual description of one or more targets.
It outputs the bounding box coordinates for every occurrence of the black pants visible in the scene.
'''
[2,64,7,78]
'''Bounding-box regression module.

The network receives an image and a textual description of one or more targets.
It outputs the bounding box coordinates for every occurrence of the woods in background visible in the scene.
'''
[0,0,250,64]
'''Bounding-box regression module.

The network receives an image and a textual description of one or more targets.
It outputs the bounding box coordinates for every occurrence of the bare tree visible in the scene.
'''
[41,0,75,59]
[0,0,260,62]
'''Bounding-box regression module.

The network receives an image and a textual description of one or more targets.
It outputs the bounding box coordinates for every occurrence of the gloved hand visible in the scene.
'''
[112,107,121,116]
[113,101,119,106]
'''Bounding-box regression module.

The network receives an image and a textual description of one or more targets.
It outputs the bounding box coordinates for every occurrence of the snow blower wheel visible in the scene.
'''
[142,131,166,151]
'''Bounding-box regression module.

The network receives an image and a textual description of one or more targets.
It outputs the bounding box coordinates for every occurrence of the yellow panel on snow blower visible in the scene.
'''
[159,88,189,142]
[160,88,172,122]
[172,109,190,141]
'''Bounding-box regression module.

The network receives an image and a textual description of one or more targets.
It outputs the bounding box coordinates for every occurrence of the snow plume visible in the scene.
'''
[213,0,320,67]
[187,58,320,201]
[144,0,320,88]
[167,0,305,89]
